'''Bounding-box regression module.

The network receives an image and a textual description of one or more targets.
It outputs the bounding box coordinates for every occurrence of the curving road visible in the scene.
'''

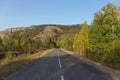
[5,48,114,80]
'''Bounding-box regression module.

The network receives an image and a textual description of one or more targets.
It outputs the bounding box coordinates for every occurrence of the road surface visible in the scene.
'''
[5,48,113,80]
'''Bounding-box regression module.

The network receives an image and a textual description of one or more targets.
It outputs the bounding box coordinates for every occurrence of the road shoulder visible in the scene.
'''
[61,48,120,80]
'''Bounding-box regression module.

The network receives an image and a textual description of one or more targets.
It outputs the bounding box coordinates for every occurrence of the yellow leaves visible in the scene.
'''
[73,22,89,52]
[57,34,74,50]
[14,39,19,46]
[93,2,120,26]
[102,2,116,14]
[102,6,108,13]
[106,15,113,20]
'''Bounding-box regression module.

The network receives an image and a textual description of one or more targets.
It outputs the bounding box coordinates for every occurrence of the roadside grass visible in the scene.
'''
[0,51,43,80]
[104,55,120,70]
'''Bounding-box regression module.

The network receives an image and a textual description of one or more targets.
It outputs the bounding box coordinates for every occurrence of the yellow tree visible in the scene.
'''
[73,34,79,51]
[57,34,74,50]
[73,21,89,56]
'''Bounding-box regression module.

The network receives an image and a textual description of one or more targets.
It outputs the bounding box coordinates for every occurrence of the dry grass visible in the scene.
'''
[0,51,43,80]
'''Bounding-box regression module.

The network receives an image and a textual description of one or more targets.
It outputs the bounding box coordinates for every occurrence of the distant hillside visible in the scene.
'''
[28,24,82,38]
[0,31,6,39]
[33,26,62,39]
[0,24,82,39]
[0,27,25,39]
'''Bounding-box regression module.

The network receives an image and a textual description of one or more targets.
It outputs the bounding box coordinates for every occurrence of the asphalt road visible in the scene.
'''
[5,48,113,80]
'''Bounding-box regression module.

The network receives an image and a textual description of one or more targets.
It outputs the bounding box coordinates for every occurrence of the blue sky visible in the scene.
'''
[0,0,120,30]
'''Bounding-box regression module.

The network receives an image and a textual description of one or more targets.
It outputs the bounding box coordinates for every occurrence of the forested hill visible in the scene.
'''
[30,24,82,36]
[0,24,82,38]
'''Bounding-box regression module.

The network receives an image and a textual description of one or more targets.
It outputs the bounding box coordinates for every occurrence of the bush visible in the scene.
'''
[5,51,13,63]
